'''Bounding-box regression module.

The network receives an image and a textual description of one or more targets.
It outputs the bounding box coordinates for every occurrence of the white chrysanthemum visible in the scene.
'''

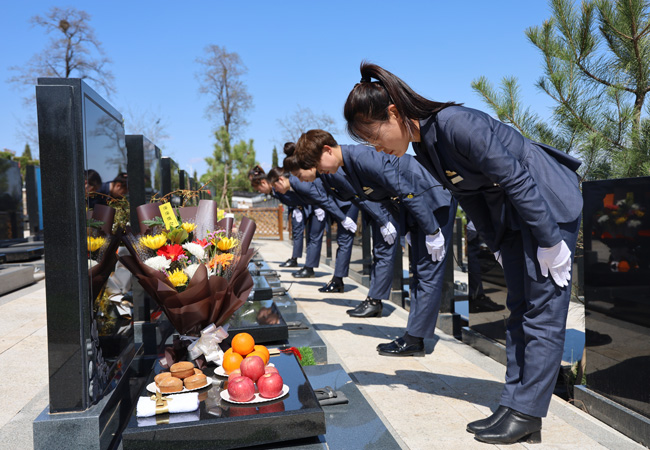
[184,263,200,279]
[144,256,172,271]
[628,219,642,228]
[182,243,206,261]
[597,215,609,223]
[616,199,627,206]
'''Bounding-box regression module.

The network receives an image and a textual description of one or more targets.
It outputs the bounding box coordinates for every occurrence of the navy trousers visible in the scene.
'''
[499,216,580,417]
[367,215,399,300]
[305,212,327,268]
[290,207,305,260]
[333,204,359,278]
[406,199,457,339]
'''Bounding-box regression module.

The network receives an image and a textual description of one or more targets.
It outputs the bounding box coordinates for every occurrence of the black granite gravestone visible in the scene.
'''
[0,159,24,242]
[574,177,650,446]
[126,135,161,235]
[33,78,151,450]
[25,165,43,239]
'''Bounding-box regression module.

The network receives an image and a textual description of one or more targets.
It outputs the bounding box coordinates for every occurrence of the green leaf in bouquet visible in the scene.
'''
[87,217,105,229]
[142,216,165,227]
[167,227,189,245]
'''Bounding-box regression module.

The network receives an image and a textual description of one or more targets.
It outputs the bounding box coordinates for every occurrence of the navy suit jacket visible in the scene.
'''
[319,171,392,227]
[273,188,313,218]
[340,144,452,235]
[289,174,348,223]
[414,105,582,250]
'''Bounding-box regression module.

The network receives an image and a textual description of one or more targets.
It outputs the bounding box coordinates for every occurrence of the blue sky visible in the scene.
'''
[2,1,558,178]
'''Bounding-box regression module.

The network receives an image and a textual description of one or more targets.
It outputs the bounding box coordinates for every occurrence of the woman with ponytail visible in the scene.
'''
[342,62,582,445]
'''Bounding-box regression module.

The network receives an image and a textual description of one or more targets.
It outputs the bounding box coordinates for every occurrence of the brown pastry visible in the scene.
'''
[154,372,172,386]
[193,368,203,375]
[158,376,183,393]
[184,373,208,390]
[170,361,195,379]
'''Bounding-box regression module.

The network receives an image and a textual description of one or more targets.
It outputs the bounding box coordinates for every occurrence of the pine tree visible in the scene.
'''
[271,146,279,168]
[472,0,650,179]
[22,144,33,160]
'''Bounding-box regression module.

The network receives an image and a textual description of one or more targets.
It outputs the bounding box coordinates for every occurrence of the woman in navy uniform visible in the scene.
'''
[294,129,457,355]
[290,147,399,317]
[342,62,582,444]
[282,144,359,292]
[249,165,307,268]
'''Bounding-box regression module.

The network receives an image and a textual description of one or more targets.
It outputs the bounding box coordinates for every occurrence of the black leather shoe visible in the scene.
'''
[348,299,382,317]
[474,409,542,444]
[318,279,344,293]
[292,267,315,278]
[466,405,510,434]
[279,258,298,267]
[376,337,424,356]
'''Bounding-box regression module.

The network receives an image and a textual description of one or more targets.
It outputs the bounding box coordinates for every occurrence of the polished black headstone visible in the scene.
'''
[121,352,326,449]
[25,165,43,238]
[0,159,24,242]
[582,177,650,420]
[36,78,137,412]
[126,135,161,234]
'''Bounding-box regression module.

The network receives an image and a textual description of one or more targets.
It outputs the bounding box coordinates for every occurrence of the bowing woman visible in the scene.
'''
[342,62,582,445]
[248,165,305,268]
[288,145,399,318]
[294,129,457,355]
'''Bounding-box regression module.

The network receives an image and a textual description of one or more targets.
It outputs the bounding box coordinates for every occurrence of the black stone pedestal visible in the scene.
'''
[121,353,326,449]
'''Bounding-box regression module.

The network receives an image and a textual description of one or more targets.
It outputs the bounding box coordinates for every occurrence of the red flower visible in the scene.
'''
[193,238,210,248]
[157,244,185,261]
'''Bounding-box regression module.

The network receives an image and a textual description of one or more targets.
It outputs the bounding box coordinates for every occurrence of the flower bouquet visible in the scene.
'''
[118,199,257,337]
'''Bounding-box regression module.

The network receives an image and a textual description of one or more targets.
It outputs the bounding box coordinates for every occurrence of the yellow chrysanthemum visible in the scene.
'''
[181,222,197,234]
[209,252,234,269]
[140,234,167,250]
[615,217,627,225]
[216,237,238,252]
[167,268,188,287]
[636,210,645,218]
[87,236,106,252]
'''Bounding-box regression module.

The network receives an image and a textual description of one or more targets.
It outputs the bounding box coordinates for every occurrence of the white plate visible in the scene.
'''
[214,362,275,378]
[147,377,214,394]
[220,384,289,404]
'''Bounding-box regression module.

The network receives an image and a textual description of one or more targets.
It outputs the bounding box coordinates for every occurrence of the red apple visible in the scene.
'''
[264,366,279,375]
[257,372,284,399]
[258,400,285,414]
[240,355,265,382]
[227,376,255,402]
[228,368,242,380]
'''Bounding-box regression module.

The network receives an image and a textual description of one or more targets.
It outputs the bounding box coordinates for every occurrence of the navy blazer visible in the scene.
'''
[319,170,393,227]
[341,144,452,235]
[273,188,313,218]
[413,105,582,250]
[289,174,349,223]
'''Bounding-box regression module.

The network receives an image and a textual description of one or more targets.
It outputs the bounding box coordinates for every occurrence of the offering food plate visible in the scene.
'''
[146,377,214,394]
[220,384,289,404]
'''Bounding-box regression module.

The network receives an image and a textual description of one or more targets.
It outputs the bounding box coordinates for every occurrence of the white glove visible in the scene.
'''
[314,208,325,222]
[292,209,303,223]
[493,250,503,267]
[380,222,397,245]
[537,240,572,287]
[405,231,411,247]
[425,230,446,262]
[342,217,357,233]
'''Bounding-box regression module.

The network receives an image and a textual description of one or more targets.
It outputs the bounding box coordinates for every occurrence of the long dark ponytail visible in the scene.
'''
[344,61,461,142]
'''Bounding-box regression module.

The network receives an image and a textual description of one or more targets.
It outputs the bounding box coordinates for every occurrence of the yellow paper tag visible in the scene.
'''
[217,209,225,221]
[159,203,179,230]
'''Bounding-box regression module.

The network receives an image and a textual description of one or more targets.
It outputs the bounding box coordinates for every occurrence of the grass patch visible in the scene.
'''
[298,346,315,366]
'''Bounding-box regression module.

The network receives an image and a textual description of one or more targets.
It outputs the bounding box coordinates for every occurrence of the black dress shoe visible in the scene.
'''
[279,258,298,267]
[474,409,541,444]
[318,279,344,293]
[466,405,510,434]
[292,267,315,278]
[376,337,424,357]
[347,299,382,317]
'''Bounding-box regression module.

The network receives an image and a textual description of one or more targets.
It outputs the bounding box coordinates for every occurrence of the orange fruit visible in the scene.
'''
[231,333,255,356]
[246,350,269,365]
[222,352,243,374]
[253,345,270,364]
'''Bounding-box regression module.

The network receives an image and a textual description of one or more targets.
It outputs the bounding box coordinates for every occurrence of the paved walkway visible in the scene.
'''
[0,238,643,449]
